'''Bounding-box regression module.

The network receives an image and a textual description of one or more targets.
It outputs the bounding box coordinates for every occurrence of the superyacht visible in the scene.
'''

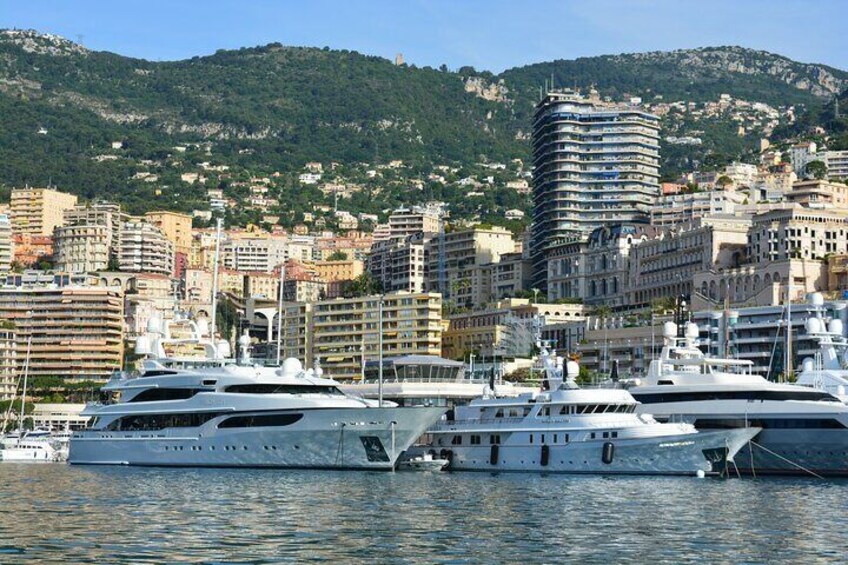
[68,317,444,470]
[429,335,758,475]
[795,294,848,403]
[628,320,848,476]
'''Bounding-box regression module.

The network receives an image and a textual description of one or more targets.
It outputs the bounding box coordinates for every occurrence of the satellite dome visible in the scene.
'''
[663,322,677,338]
[805,317,823,334]
[809,292,825,307]
[280,357,303,376]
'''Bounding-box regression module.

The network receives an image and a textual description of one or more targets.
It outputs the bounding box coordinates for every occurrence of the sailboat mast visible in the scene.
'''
[18,337,31,434]
[209,217,223,348]
[275,262,286,365]
[785,282,793,382]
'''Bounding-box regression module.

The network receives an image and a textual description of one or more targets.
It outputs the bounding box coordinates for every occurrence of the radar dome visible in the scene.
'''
[809,292,825,306]
[685,322,699,339]
[829,319,844,336]
[196,319,210,337]
[134,335,151,356]
[281,357,304,376]
[663,322,677,338]
[805,317,823,334]
[565,360,580,378]
[146,316,162,333]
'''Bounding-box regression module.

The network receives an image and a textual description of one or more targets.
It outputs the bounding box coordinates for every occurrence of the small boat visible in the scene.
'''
[398,452,449,471]
[0,439,63,463]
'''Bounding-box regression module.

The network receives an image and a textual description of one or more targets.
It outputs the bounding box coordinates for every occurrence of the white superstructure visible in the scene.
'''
[68,317,444,469]
[630,320,848,476]
[796,293,848,403]
[429,336,757,475]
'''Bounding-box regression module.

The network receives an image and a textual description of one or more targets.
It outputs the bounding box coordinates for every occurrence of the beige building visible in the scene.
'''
[628,215,750,307]
[0,285,124,380]
[427,225,517,308]
[650,190,746,228]
[119,219,175,275]
[124,274,176,341]
[785,180,848,209]
[144,211,193,256]
[443,300,585,360]
[314,259,364,283]
[311,292,443,380]
[54,202,124,273]
[10,187,78,237]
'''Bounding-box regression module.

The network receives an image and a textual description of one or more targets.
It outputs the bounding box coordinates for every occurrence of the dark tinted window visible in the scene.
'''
[128,388,203,402]
[634,390,840,404]
[224,384,343,395]
[106,412,223,431]
[695,418,846,430]
[218,413,303,428]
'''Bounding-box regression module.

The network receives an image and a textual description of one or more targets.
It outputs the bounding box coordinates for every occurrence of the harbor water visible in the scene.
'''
[1,465,847,563]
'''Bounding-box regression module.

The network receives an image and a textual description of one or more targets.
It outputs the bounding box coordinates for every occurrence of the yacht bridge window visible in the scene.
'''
[634,390,840,404]
[127,388,205,402]
[218,413,304,428]
[224,384,344,395]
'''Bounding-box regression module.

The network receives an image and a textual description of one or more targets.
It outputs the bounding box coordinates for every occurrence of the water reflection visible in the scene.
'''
[0,465,846,563]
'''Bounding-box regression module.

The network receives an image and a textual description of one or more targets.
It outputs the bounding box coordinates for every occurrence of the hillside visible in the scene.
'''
[0,30,845,221]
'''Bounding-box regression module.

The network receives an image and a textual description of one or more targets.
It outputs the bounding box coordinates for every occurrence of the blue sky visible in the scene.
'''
[2,0,846,72]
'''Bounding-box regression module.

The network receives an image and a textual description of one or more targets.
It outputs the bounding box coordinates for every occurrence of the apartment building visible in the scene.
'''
[53,202,124,273]
[144,211,193,255]
[119,219,175,275]
[785,179,848,209]
[0,284,124,380]
[387,205,443,238]
[826,150,848,180]
[10,187,78,237]
[650,190,745,228]
[426,225,516,308]
[629,216,750,307]
[443,300,585,360]
[314,259,364,283]
[530,89,661,289]
[0,325,16,403]
[222,236,288,272]
[0,214,13,272]
[311,292,442,380]
[367,234,428,294]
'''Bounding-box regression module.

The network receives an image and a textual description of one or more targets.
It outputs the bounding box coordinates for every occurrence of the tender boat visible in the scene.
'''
[68,317,444,470]
[0,438,63,463]
[429,335,758,476]
[628,320,848,476]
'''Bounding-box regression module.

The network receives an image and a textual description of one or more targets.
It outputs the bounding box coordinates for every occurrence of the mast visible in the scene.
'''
[18,337,31,435]
[209,217,223,347]
[275,262,286,365]
[785,282,793,382]
[377,296,384,407]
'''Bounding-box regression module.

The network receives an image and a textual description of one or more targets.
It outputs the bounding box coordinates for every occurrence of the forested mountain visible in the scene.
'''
[0,29,845,218]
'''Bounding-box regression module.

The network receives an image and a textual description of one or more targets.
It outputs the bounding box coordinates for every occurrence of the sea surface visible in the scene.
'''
[0,465,846,564]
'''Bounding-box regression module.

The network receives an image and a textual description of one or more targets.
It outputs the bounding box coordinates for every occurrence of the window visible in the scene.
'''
[489,434,501,444]
[529,434,534,444]
[470,435,481,445]
[634,390,840,404]
[106,412,223,431]
[612,431,618,438]
[451,435,462,445]
[224,384,344,395]
[218,413,303,428]
[128,388,203,402]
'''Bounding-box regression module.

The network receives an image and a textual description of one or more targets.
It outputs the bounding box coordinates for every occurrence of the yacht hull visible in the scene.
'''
[434,428,757,475]
[712,428,848,476]
[69,406,444,470]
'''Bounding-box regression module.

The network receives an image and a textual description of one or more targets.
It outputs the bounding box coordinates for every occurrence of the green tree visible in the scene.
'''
[326,250,349,261]
[716,175,734,189]
[806,160,828,180]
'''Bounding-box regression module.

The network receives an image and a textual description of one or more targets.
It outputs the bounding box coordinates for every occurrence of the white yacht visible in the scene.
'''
[795,294,848,403]
[628,321,848,476]
[429,337,758,475]
[68,318,445,470]
[0,438,63,462]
